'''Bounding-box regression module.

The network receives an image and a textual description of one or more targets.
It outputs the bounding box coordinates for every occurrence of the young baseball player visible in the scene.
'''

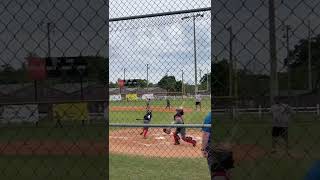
[195,95,202,111]
[165,98,171,110]
[140,108,152,139]
[172,107,196,146]
[270,96,294,154]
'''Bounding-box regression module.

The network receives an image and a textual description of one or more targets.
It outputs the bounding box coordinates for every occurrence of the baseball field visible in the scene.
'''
[109,98,320,180]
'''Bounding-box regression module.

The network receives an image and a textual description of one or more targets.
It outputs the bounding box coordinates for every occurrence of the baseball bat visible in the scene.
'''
[136,118,144,121]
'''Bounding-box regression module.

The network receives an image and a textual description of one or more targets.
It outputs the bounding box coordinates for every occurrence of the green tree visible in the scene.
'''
[137,79,148,88]
[289,34,320,91]
[109,82,118,88]
[158,75,177,91]
[212,59,229,96]
[85,56,107,84]
[199,73,211,91]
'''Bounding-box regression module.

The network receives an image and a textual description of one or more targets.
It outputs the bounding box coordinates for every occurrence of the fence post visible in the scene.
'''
[317,104,319,116]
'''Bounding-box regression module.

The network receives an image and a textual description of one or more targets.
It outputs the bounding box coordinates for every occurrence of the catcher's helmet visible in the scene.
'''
[176,106,183,111]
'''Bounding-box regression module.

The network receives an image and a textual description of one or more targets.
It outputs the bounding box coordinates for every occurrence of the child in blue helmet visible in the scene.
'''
[305,160,320,180]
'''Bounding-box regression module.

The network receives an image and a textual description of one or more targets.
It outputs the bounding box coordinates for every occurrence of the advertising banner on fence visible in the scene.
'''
[53,103,88,121]
[1,105,39,123]
[126,94,138,101]
[141,94,154,100]
[110,94,122,101]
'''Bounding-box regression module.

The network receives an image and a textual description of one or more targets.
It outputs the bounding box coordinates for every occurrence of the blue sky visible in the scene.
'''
[109,0,211,84]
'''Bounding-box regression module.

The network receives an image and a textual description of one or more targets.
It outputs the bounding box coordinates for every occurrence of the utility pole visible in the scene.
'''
[37,21,55,101]
[234,57,238,100]
[182,13,204,96]
[269,0,278,104]
[199,68,202,91]
[182,70,184,96]
[283,24,292,97]
[146,64,149,93]
[47,22,54,57]
[228,26,234,97]
[123,68,126,80]
[308,20,312,91]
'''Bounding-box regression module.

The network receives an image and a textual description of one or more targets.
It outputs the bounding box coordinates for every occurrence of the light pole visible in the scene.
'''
[123,68,126,80]
[269,0,278,104]
[182,13,204,96]
[308,20,312,91]
[77,65,86,100]
[182,70,184,96]
[282,24,292,97]
[38,21,55,57]
[227,26,234,97]
[199,68,202,91]
[146,64,149,92]
[37,21,55,101]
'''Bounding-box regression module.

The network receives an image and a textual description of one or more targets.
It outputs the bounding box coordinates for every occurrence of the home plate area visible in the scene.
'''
[109,128,266,162]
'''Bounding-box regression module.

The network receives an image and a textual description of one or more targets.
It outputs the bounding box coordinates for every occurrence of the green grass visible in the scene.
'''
[109,154,316,180]
[109,98,211,124]
[232,157,313,180]
[0,155,107,180]
[109,154,210,180]
[110,98,211,109]
[109,111,209,124]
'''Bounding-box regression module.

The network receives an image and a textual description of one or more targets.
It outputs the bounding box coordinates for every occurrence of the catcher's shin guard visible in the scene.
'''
[173,132,180,144]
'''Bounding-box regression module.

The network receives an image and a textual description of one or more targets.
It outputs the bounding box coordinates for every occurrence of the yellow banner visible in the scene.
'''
[126,94,138,101]
[53,103,88,121]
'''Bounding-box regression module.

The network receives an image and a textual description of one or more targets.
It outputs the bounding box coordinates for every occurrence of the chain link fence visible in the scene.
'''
[0,0,107,179]
[109,1,212,180]
[212,0,320,180]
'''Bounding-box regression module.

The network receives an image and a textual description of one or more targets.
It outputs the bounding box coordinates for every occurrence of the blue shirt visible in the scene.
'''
[305,160,320,180]
[202,112,212,144]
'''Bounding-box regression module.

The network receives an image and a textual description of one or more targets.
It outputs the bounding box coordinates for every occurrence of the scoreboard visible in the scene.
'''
[45,56,88,78]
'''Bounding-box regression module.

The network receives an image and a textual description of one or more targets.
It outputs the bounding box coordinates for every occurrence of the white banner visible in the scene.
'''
[142,94,155,100]
[110,94,122,101]
[1,105,39,123]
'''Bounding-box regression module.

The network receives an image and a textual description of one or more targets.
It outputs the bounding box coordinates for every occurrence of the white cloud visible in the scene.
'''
[110,0,210,18]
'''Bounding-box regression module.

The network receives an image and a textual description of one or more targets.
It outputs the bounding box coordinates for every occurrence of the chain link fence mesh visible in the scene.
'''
[109,1,212,180]
[212,0,320,180]
[0,0,107,179]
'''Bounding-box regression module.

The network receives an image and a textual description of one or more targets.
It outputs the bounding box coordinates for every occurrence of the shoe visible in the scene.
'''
[192,140,197,147]
[174,141,180,145]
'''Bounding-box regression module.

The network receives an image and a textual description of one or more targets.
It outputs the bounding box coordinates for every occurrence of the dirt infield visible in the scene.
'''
[110,106,198,113]
[0,141,107,155]
[109,128,267,162]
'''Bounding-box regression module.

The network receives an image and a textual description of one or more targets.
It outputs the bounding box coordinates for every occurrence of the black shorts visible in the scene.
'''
[272,127,288,138]
[196,102,201,105]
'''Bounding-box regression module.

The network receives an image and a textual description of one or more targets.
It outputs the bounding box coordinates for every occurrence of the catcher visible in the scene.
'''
[163,107,196,146]
[140,107,152,139]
